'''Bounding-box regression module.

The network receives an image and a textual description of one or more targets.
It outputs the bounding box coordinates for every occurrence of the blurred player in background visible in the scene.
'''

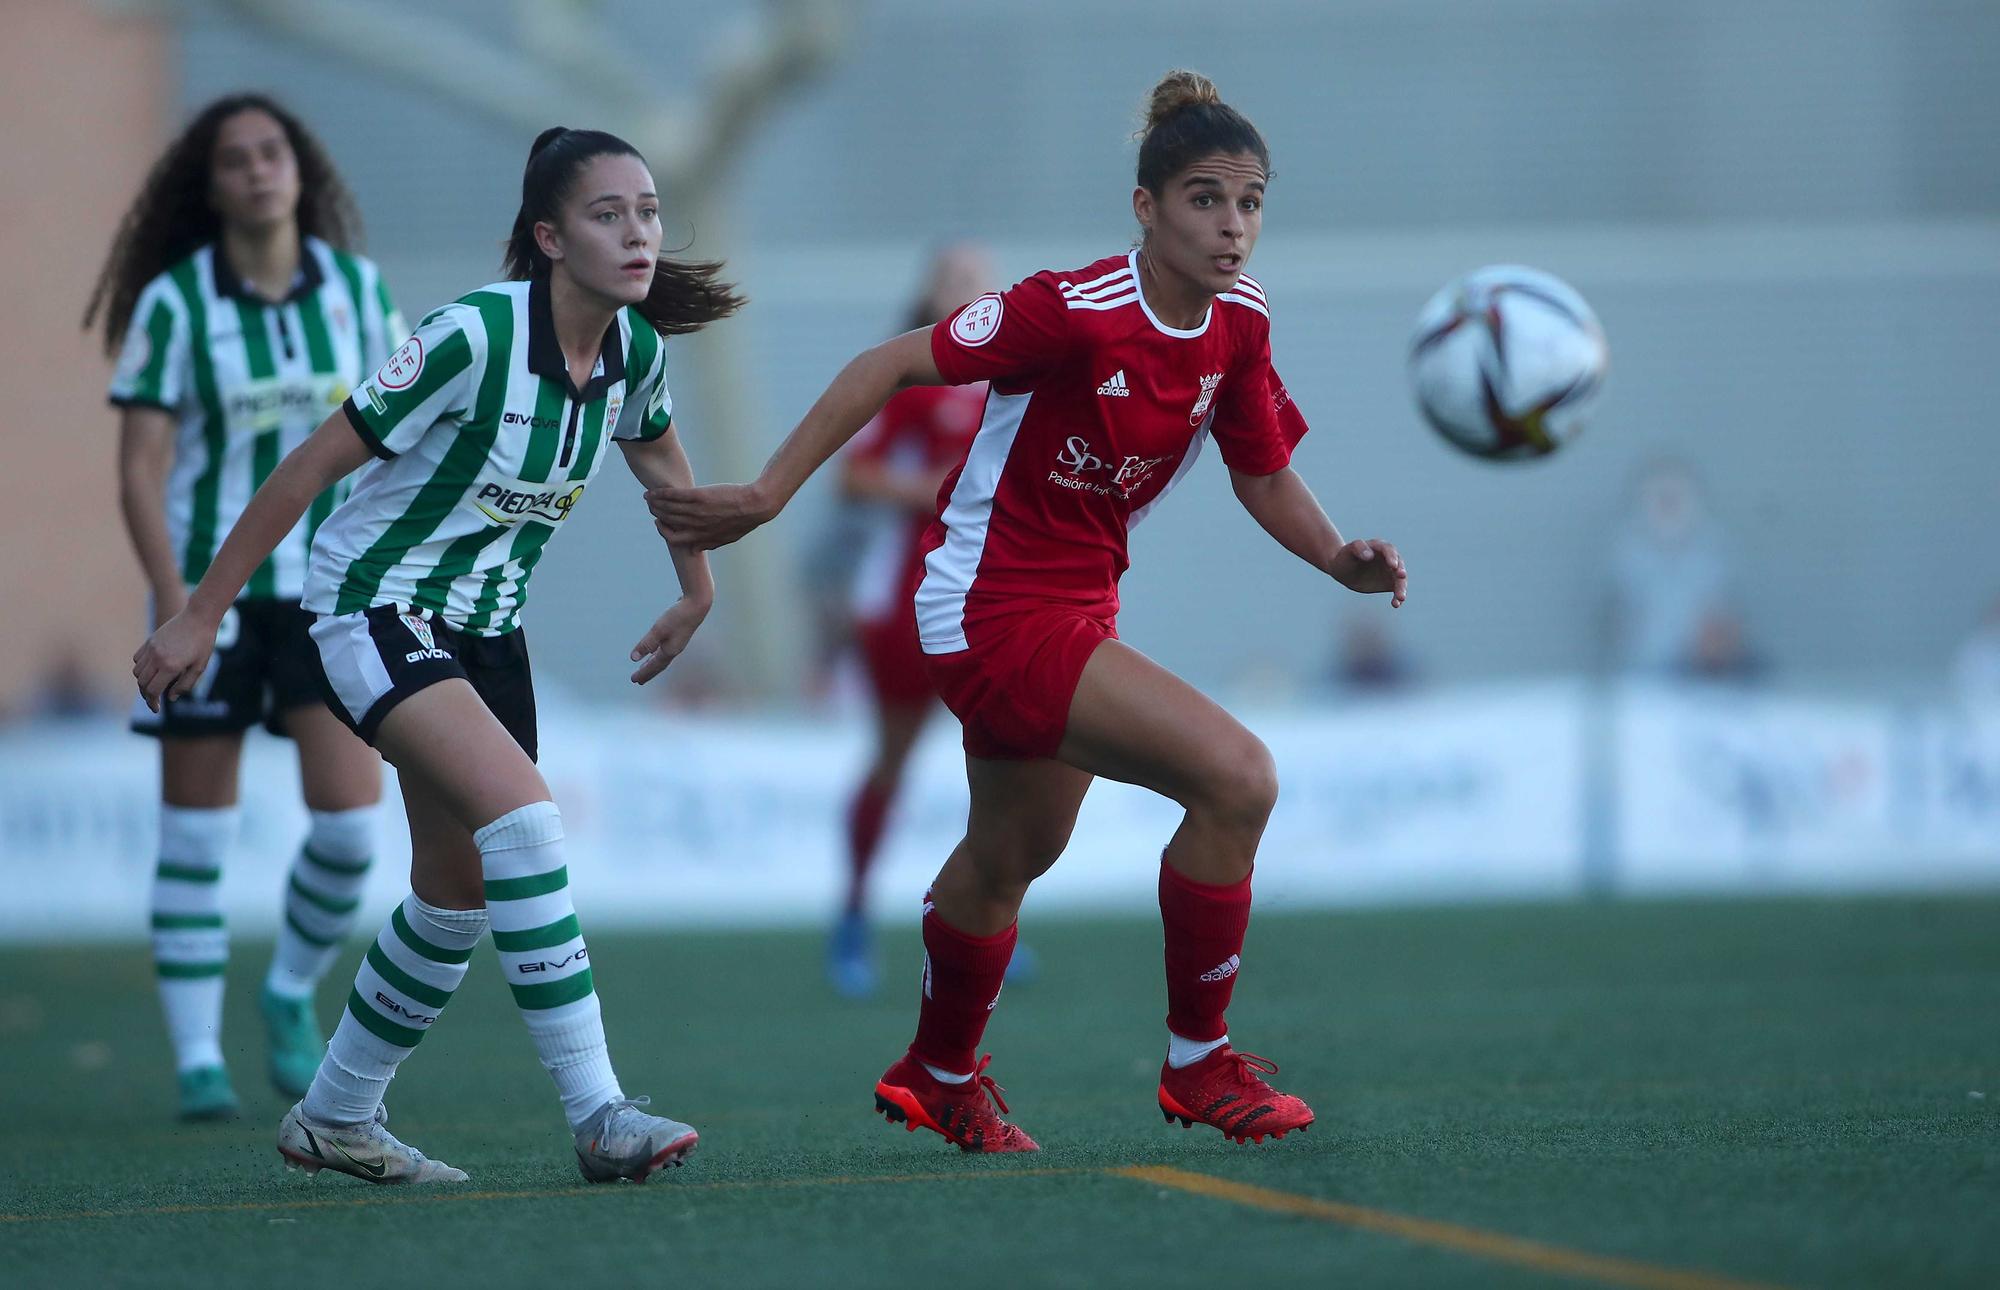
[137,126,732,1183]
[86,94,402,1121]
[827,243,992,996]
[652,71,1407,1153]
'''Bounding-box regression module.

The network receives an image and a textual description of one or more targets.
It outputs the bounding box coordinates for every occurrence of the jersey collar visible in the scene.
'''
[210,238,324,305]
[527,271,627,402]
[1128,249,1211,339]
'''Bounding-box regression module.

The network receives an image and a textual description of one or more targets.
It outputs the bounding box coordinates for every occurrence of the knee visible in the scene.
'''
[1199,735,1279,832]
[962,824,1071,897]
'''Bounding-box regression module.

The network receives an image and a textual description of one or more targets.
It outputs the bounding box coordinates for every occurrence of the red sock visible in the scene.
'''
[909,901,1016,1075]
[1159,860,1253,1043]
[844,781,893,914]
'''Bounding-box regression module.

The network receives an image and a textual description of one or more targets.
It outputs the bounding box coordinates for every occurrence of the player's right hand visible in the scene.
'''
[646,481,778,551]
[133,609,218,713]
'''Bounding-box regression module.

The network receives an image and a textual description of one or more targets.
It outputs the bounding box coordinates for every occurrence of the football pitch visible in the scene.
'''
[2,895,1995,1288]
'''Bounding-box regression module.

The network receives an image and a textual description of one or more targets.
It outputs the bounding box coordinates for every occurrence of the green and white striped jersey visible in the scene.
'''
[108,237,403,601]
[304,276,673,635]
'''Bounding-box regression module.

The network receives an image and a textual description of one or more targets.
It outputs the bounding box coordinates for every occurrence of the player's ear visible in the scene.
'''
[1132,185,1155,236]
[533,219,564,264]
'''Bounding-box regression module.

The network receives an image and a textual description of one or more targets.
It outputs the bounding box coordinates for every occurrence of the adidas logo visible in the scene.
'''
[1096,370,1130,397]
[1198,954,1241,983]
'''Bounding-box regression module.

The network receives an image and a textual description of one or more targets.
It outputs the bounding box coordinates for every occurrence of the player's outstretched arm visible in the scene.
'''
[1229,465,1408,608]
[618,425,714,684]
[133,408,375,708]
[647,328,941,550]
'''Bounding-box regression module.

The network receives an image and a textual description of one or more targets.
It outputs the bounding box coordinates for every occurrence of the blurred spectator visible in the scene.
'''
[1605,458,1755,679]
[14,642,113,722]
[1328,614,1415,693]
[1953,596,2000,707]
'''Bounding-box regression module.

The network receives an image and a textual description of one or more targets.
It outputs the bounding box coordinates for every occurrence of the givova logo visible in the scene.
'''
[473,475,587,525]
[400,613,450,664]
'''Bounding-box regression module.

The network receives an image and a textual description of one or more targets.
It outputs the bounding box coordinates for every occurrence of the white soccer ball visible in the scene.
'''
[1408,265,1608,460]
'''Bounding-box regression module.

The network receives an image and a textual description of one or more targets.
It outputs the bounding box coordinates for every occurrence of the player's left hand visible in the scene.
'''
[646,482,777,551]
[1331,538,1408,607]
[629,595,710,684]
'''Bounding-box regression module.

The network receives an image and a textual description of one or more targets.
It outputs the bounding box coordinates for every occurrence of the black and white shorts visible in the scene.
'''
[130,599,326,740]
[308,605,539,761]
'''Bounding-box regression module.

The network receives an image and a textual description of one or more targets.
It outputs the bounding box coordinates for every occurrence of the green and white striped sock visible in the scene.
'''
[303,892,486,1125]
[265,807,378,999]
[477,802,623,1130]
[152,806,238,1072]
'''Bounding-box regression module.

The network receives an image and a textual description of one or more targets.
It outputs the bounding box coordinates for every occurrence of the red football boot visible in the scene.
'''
[874,1052,1040,1153]
[1158,1047,1314,1144]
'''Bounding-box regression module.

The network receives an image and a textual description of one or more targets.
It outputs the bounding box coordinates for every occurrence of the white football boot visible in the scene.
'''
[573,1096,698,1183]
[277,1101,468,1184]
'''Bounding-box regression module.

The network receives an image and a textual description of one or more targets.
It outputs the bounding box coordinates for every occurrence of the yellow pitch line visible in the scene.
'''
[1108,1166,1787,1290]
[0,1166,1091,1226]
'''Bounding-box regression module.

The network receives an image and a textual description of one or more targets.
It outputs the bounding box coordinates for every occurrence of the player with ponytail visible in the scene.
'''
[137,125,738,1183]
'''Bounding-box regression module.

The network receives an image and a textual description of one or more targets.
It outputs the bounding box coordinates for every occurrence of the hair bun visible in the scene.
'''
[1144,70,1221,132]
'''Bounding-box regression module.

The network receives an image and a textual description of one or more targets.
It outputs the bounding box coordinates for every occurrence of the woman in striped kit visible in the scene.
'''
[88,94,401,1121]
[136,126,732,1184]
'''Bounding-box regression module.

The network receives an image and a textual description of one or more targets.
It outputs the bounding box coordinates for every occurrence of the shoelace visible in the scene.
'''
[588,1096,654,1151]
[966,1053,1011,1116]
[1220,1051,1280,1086]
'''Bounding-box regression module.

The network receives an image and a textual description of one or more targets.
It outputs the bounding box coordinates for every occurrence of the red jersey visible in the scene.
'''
[846,383,986,623]
[915,250,1307,653]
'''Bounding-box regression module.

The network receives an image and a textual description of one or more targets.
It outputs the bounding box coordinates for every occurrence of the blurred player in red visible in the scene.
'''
[829,245,993,996]
[652,71,1406,1152]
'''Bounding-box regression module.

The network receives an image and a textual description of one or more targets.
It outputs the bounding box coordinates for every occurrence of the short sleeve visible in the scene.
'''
[929,273,1071,387]
[343,304,481,459]
[1210,323,1299,477]
[612,325,673,442]
[108,276,189,412]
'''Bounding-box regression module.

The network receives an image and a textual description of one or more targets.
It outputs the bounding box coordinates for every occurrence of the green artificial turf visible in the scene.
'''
[1,897,1995,1288]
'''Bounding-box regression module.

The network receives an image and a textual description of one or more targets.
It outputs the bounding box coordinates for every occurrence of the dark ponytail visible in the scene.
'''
[1134,70,1271,196]
[502,126,743,338]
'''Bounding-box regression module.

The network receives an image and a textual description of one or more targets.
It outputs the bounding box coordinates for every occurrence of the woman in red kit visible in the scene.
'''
[653,71,1406,1152]
[827,244,993,998]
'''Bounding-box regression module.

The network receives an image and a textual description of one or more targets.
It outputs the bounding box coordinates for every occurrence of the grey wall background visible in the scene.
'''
[178,0,2000,702]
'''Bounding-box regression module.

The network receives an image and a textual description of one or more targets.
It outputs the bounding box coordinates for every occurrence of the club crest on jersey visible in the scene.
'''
[377,336,424,391]
[399,613,449,664]
[950,294,1004,348]
[1190,372,1223,425]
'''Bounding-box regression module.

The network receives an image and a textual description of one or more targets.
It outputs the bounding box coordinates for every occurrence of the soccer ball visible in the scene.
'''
[1408,265,1608,460]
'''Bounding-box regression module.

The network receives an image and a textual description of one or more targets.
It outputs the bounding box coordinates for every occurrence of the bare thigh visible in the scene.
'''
[927,754,1095,935]
[372,680,550,908]
[285,701,382,812]
[1056,640,1277,883]
[160,733,244,809]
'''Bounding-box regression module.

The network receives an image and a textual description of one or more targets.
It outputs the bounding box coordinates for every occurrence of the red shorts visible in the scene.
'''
[922,605,1117,760]
[856,606,936,708]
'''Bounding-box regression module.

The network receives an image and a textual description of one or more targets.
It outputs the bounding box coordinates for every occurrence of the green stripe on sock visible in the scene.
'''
[490,914,580,954]
[389,903,475,965]
[301,845,371,876]
[151,913,224,931]
[289,872,360,916]
[507,969,595,1012]
[284,908,338,948]
[157,961,226,979]
[156,863,220,884]
[345,987,424,1049]
[365,942,453,1009]
[483,866,569,903]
